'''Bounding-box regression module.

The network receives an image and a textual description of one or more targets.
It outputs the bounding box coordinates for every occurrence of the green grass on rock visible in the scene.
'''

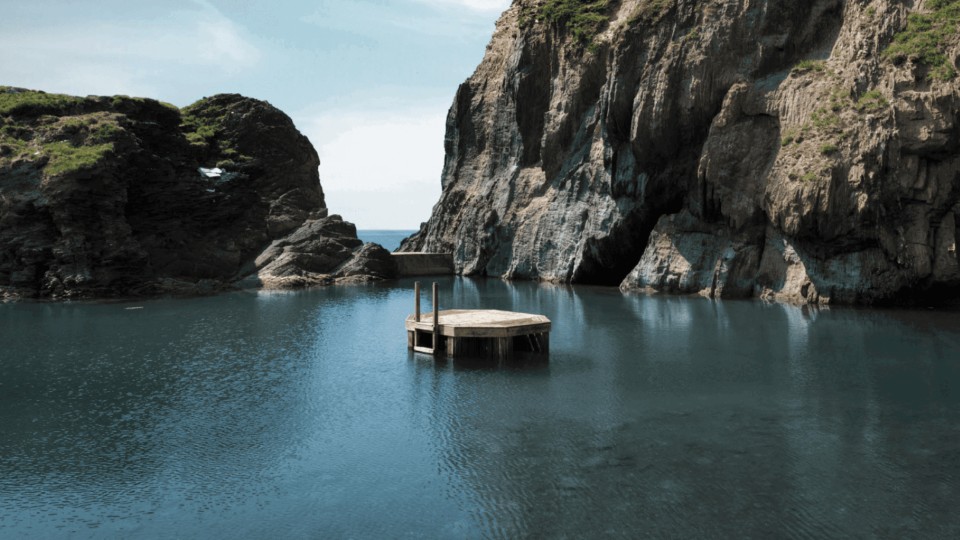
[529,0,611,44]
[884,0,960,80]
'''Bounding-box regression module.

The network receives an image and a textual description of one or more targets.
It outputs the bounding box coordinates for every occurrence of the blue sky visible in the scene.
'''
[0,0,509,228]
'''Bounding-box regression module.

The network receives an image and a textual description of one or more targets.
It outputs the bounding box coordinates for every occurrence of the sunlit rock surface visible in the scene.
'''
[402,0,960,304]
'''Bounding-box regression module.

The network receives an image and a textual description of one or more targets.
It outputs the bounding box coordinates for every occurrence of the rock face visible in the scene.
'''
[0,88,394,300]
[252,216,396,289]
[401,0,960,304]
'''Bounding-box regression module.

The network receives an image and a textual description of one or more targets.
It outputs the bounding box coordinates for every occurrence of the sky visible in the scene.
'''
[0,0,510,229]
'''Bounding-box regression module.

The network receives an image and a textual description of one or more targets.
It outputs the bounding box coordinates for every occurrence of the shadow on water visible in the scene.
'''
[415,351,551,373]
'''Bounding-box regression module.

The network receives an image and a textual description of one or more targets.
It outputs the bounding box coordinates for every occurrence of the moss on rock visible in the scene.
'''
[884,0,960,80]
[521,0,612,44]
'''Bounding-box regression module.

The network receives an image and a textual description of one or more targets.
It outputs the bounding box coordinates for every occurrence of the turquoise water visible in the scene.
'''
[357,230,416,252]
[2,278,960,538]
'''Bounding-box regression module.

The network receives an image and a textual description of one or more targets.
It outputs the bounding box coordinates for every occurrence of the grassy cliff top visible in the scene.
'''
[0,94,124,178]
[519,0,611,44]
[0,88,256,177]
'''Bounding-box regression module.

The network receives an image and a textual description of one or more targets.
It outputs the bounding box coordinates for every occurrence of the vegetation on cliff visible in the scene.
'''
[884,0,960,80]
[1,88,392,300]
[521,0,611,44]
[180,99,229,149]
[407,0,960,305]
[180,97,255,169]
[0,89,126,177]
[628,0,673,25]
[0,87,86,116]
[779,62,893,185]
[0,89,191,177]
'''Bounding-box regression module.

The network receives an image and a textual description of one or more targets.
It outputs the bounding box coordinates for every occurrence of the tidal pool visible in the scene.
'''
[2,277,959,538]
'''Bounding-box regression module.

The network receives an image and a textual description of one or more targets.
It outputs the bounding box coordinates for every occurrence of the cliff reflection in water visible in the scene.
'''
[413,283,960,538]
[1,278,959,538]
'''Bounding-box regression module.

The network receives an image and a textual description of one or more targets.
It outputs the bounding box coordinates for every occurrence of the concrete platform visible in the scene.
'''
[406,283,551,359]
[406,310,551,358]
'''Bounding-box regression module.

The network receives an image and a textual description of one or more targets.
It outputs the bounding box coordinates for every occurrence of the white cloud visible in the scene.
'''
[0,0,480,229]
[414,0,511,12]
[300,103,447,229]
[301,0,503,41]
[191,20,262,72]
[0,1,260,99]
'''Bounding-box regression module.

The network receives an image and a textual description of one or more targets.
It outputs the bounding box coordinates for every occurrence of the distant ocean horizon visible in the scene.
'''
[357,229,417,252]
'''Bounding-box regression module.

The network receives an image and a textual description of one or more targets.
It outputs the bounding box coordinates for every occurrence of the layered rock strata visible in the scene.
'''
[401,0,960,304]
[0,88,394,300]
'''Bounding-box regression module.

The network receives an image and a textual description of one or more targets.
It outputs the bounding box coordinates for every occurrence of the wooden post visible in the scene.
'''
[497,337,512,360]
[414,281,421,322]
[432,282,439,355]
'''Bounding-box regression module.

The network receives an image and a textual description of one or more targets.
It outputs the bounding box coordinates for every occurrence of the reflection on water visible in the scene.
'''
[2,278,959,538]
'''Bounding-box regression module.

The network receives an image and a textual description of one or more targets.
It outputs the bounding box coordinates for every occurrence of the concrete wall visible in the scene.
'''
[391,253,455,276]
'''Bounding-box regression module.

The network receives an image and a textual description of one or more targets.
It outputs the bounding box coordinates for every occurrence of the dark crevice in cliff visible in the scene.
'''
[403,0,960,304]
[441,83,479,191]
[516,38,551,167]
[573,166,687,286]
[571,207,666,285]
[753,0,844,77]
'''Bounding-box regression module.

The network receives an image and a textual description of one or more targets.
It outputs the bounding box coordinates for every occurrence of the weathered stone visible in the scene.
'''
[0,89,391,299]
[624,211,762,299]
[403,0,960,304]
[254,215,397,289]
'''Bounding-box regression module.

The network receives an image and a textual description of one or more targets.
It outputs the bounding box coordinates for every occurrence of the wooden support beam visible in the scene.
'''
[496,337,512,360]
[414,281,421,322]
[432,282,439,356]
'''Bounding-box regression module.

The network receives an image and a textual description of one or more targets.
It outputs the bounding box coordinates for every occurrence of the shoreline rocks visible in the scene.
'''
[0,88,395,301]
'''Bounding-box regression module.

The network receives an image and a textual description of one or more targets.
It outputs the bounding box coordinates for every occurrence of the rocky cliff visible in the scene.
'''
[401,0,960,305]
[0,88,394,300]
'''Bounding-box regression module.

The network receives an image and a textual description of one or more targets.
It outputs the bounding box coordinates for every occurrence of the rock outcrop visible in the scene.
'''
[0,88,394,300]
[401,0,960,305]
[252,215,395,289]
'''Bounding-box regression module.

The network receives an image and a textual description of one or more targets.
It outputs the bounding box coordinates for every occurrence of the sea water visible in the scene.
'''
[1,277,959,538]
[357,230,416,252]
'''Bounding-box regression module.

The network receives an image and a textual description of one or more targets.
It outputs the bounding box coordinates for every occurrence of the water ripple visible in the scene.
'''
[2,282,960,537]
